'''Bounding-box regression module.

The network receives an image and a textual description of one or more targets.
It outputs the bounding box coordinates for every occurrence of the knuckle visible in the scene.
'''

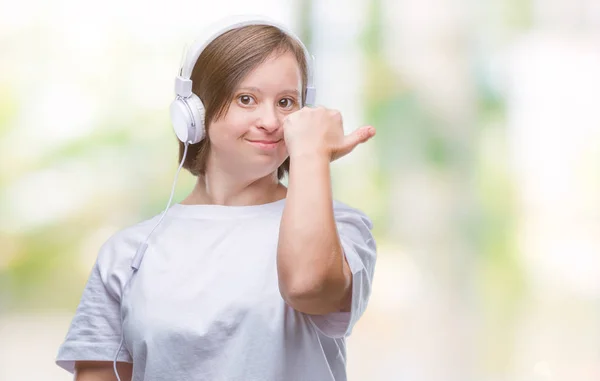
[330,110,342,121]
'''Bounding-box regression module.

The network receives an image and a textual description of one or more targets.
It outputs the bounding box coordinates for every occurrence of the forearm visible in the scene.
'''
[277,153,350,313]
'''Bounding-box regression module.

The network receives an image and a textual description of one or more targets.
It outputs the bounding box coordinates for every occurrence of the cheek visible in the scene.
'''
[278,141,289,158]
[209,115,249,145]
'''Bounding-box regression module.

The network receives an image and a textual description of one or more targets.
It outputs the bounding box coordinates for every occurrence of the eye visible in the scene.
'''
[237,95,256,106]
[278,98,296,110]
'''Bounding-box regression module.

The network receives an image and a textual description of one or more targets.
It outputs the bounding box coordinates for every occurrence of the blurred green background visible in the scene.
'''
[1,0,599,380]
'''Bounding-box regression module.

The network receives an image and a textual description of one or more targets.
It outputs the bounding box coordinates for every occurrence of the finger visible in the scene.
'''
[332,126,375,161]
[342,125,375,149]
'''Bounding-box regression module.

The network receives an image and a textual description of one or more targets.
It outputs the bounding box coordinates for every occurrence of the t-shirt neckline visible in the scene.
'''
[167,198,286,219]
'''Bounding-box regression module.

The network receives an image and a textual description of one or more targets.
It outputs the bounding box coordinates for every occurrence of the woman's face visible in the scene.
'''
[206,50,302,180]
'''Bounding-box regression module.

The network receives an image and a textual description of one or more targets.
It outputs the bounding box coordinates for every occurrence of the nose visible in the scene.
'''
[256,104,282,132]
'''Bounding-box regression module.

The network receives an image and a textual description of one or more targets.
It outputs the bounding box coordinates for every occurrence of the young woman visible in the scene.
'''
[56,16,377,381]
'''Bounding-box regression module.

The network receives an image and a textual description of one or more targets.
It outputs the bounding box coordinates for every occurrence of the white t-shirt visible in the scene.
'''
[56,198,376,381]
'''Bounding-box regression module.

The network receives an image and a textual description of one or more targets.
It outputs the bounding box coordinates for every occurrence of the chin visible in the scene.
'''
[243,159,285,180]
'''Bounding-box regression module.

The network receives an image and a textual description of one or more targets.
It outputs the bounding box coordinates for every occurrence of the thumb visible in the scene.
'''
[342,125,375,149]
[334,126,376,160]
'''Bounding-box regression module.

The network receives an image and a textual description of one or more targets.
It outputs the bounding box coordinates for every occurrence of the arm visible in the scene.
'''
[75,361,132,381]
[278,107,375,316]
[277,152,352,315]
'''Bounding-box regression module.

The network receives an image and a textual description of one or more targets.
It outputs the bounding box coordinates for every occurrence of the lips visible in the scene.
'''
[246,139,281,144]
[246,139,282,150]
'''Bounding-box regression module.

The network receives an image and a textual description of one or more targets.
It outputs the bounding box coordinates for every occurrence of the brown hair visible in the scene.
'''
[177,25,309,180]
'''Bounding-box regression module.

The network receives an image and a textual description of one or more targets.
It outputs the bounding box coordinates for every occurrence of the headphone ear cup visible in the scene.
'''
[170,98,193,143]
[169,94,206,144]
[186,94,206,144]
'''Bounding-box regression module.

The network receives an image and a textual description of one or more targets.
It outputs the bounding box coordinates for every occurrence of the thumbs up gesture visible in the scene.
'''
[282,106,375,161]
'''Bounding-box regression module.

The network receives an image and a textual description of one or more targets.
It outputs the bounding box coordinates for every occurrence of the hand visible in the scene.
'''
[282,106,376,161]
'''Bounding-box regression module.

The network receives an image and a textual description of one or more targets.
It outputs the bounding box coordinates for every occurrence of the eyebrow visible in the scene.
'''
[237,86,301,98]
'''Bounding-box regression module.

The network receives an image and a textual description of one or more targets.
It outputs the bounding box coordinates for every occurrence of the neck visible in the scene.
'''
[181,167,286,206]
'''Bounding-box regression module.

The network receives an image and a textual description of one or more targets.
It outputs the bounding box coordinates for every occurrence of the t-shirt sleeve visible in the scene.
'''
[308,202,377,338]
[55,235,133,374]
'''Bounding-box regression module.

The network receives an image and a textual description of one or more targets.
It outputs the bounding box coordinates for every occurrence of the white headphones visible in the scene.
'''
[169,15,317,145]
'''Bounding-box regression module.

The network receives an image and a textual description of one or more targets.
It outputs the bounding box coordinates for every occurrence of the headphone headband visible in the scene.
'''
[177,15,315,103]
[181,15,313,78]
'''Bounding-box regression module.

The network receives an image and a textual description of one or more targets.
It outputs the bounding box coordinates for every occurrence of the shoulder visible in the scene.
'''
[95,214,162,274]
[332,199,373,230]
[333,200,377,269]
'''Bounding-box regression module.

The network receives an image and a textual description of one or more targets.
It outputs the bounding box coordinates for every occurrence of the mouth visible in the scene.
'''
[246,139,282,150]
